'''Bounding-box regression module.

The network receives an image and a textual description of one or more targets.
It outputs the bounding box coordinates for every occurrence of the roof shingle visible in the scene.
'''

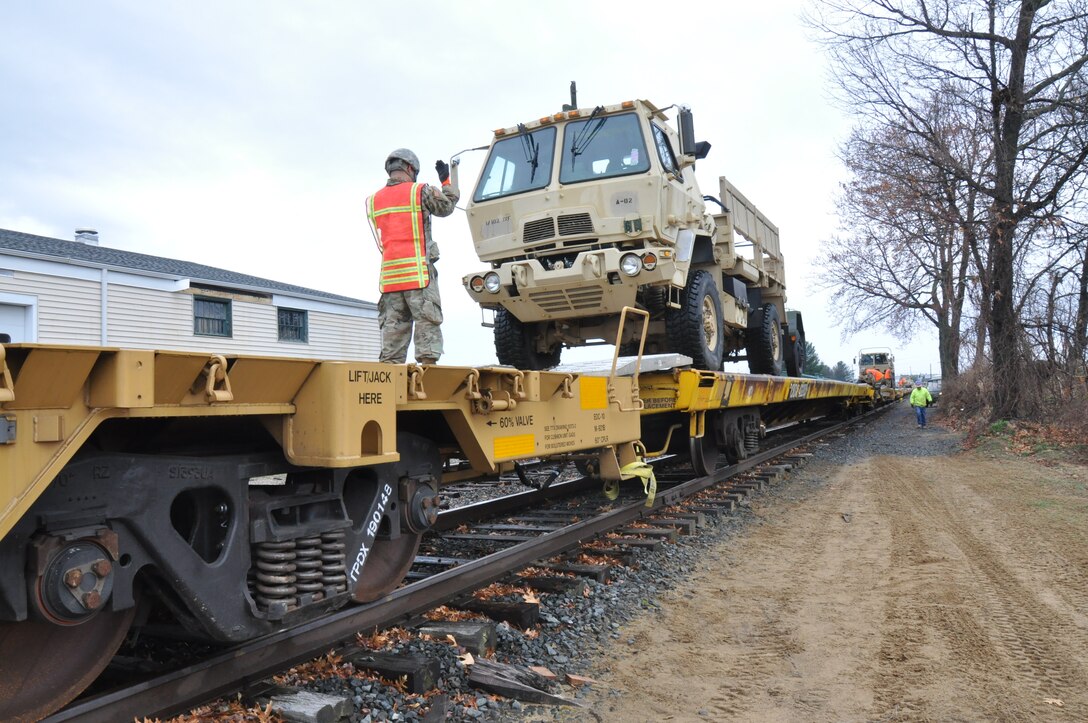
[0,227,373,308]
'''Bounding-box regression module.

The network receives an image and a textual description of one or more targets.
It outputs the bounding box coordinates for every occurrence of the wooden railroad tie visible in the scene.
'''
[416,620,497,656]
[646,516,697,535]
[342,649,443,694]
[244,684,353,723]
[538,560,613,582]
[522,574,588,596]
[467,658,580,707]
[453,598,539,629]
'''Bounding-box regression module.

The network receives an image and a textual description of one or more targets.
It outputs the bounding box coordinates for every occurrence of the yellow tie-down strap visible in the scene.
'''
[604,458,657,508]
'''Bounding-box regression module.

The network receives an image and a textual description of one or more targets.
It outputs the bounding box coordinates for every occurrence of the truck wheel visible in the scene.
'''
[494,309,561,370]
[784,310,806,377]
[746,303,785,376]
[666,269,724,370]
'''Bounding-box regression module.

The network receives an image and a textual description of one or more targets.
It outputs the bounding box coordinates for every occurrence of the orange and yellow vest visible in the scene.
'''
[367,182,430,292]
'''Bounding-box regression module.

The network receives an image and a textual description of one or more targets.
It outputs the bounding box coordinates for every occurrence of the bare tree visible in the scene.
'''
[818,97,987,379]
[1021,214,1088,368]
[809,0,1088,419]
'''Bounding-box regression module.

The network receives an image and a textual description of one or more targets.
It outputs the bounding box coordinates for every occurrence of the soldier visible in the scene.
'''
[366,148,459,364]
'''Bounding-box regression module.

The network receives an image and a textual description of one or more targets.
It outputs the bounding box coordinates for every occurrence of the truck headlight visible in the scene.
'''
[642,252,658,271]
[483,272,502,293]
[619,253,642,277]
[469,276,485,293]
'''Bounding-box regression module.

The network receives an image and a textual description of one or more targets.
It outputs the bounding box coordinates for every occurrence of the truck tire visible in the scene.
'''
[746,303,785,376]
[494,309,561,370]
[784,310,807,377]
[666,269,725,370]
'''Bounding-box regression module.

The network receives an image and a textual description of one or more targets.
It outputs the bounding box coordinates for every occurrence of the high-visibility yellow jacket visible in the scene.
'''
[367,182,429,292]
[910,387,933,407]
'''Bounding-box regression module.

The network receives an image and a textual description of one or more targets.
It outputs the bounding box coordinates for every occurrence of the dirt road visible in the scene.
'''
[588,404,1088,721]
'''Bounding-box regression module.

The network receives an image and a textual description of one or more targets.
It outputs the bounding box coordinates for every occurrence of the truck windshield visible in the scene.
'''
[473,126,557,202]
[559,112,650,184]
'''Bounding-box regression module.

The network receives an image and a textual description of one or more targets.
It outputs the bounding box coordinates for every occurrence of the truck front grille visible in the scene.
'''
[522,213,594,244]
[558,213,594,236]
[528,287,604,313]
[523,218,556,243]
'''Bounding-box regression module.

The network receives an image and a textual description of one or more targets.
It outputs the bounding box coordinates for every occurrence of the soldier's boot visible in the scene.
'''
[417,357,438,366]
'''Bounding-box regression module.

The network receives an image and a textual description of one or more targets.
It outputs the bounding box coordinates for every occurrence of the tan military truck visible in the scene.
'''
[461,91,805,375]
[855,346,899,400]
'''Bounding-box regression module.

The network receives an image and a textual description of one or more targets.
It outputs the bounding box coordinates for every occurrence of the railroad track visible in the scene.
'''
[46,409,883,722]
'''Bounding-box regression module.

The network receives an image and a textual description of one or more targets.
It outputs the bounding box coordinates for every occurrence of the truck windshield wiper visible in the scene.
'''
[568,106,606,167]
[518,123,540,183]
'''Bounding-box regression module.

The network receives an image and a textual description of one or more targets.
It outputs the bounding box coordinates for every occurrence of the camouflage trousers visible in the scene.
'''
[378,280,443,364]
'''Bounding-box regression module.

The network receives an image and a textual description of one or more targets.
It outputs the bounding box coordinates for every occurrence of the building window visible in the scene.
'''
[194,296,232,337]
[277,308,308,343]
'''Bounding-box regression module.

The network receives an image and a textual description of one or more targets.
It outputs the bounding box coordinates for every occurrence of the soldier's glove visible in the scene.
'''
[435,160,450,184]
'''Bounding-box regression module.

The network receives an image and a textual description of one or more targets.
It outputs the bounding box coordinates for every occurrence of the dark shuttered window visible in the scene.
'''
[277,308,308,343]
[193,296,232,337]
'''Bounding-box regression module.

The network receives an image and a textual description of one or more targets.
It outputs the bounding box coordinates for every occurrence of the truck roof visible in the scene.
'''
[491,99,669,138]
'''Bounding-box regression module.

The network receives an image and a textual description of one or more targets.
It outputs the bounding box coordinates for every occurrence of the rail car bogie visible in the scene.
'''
[0,442,440,644]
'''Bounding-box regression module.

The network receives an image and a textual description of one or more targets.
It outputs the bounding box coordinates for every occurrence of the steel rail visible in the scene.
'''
[47,407,887,722]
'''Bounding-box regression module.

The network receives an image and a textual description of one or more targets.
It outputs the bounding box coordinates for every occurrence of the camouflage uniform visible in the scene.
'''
[374,178,459,364]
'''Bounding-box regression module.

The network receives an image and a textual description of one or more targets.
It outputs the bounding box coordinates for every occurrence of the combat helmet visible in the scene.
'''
[385,148,420,177]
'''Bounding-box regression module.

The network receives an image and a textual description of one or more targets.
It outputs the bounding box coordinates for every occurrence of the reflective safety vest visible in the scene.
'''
[864,368,892,385]
[367,182,430,292]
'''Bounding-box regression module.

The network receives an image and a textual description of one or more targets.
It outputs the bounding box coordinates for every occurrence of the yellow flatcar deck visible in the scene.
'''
[1,343,877,540]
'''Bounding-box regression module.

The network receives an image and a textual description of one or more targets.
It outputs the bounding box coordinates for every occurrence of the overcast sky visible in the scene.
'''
[0,1,943,378]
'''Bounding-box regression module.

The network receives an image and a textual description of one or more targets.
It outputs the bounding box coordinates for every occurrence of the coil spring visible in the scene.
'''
[254,540,297,611]
[321,530,348,594]
[745,427,760,454]
[294,536,324,601]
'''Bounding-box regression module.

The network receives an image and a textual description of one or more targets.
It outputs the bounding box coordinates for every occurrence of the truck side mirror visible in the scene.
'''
[678,106,696,156]
[678,109,710,166]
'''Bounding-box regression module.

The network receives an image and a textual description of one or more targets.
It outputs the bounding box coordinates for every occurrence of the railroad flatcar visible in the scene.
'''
[0,340,872,719]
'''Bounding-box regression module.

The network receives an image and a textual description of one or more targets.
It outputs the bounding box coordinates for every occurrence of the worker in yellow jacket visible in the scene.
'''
[909,382,934,428]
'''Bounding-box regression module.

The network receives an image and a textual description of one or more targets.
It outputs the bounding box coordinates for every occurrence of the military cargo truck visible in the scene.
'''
[461,92,805,375]
[856,347,896,388]
[854,347,905,402]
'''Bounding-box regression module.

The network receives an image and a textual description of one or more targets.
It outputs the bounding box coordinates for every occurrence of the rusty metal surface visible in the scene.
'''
[0,605,137,722]
[639,368,873,415]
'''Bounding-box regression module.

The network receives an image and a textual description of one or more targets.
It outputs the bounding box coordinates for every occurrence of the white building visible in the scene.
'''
[0,227,379,360]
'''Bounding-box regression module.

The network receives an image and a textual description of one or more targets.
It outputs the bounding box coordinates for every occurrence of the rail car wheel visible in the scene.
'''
[746,303,785,376]
[346,432,441,603]
[689,412,721,477]
[494,309,561,370]
[667,269,725,370]
[351,533,423,603]
[0,604,137,721]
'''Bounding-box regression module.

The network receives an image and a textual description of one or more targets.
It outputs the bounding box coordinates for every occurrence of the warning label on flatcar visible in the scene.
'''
[543,422,579,451]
